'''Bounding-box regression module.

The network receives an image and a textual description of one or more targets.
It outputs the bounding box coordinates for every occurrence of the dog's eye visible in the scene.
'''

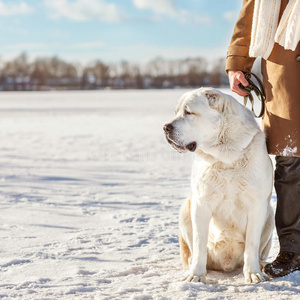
[184,109,193,115]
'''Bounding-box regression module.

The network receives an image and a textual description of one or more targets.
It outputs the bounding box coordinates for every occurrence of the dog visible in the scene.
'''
[163,87,274,284]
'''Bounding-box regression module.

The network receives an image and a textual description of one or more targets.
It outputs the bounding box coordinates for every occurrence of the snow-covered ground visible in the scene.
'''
[0,89,299,300]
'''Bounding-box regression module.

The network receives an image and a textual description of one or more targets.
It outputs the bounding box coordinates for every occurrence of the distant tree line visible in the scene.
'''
[0,53,230,91]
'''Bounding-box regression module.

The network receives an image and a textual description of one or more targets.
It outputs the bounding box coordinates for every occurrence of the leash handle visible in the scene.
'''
[238,72,266,118]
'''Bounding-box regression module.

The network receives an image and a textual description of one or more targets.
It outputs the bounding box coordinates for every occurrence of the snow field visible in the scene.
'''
[0,89,299,299]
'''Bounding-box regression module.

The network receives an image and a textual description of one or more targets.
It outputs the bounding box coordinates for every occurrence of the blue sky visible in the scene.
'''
[0,0,242,64]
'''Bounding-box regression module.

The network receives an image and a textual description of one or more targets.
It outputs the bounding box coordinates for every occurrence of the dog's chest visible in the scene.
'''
[192,161,250,212]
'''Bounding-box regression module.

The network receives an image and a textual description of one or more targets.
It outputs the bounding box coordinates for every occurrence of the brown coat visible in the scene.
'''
[226,0,300,157]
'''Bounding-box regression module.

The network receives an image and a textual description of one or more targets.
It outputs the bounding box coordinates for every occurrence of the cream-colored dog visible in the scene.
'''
[163,88,274,284]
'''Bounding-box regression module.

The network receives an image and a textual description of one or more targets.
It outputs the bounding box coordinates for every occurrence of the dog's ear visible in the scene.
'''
[206,91,236,114]
[206,92,225,112]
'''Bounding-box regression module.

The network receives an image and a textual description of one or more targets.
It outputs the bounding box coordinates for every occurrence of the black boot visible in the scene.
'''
[263,251,300,277]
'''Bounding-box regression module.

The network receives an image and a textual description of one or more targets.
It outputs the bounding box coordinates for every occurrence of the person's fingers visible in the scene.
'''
[232,78,248,96]
[228,70,248,96]
[237,72,249,87]
[232,83,248,97]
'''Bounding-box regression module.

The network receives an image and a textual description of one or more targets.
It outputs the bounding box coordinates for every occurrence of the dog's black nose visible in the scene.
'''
[163,123,173,132]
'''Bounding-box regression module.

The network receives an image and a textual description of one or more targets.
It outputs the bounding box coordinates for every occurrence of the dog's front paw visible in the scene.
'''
[244,270,269,283]
[185,274,207,283]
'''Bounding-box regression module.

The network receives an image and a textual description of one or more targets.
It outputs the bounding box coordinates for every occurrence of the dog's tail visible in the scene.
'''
[179,230,190,268]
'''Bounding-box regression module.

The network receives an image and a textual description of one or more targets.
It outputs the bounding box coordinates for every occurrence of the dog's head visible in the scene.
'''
[163,87,234,154]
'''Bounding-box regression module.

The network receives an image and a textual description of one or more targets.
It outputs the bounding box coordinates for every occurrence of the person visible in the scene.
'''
[226,0,300,277]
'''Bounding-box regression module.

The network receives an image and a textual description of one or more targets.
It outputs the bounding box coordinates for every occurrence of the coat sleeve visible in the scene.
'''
[225,0,256,73]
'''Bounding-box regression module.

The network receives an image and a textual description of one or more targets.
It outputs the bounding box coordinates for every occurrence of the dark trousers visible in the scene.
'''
[275,156,300,254]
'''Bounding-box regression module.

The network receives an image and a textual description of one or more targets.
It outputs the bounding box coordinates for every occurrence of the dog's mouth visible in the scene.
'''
[166,136,197,153]
[185,142,197,152]
[166,136,186,153]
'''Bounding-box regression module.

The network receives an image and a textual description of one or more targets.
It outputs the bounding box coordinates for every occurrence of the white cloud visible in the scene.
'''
[73,43,227,64]
[44,0,124,23]
[3,43,47,51]
[0,42,228,65]
[132,0,211,24]
[0,1,33,16]
[223,10,239,23]
[133,0,177,17]
[1,42,106,55]
[70,42,105,49]
[177,10,211,25]
[125,43,226,61]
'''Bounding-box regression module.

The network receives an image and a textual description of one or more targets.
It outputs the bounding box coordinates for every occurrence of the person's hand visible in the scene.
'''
[228,70,249,97]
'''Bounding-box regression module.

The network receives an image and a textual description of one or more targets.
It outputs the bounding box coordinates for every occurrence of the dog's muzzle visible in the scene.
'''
[163,123,197,152]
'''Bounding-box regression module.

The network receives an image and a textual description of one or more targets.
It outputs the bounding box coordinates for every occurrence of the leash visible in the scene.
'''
[238,72,266,118]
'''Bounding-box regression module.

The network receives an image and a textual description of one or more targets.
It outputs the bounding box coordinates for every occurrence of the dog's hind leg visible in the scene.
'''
[179,230,190,268]
[179,197,193,268]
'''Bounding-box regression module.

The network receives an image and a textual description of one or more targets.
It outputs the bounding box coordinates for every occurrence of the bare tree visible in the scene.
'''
[0,52,229,90]
[93,61,110,87]
[30,58,51,87]
[210,58,226,86]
